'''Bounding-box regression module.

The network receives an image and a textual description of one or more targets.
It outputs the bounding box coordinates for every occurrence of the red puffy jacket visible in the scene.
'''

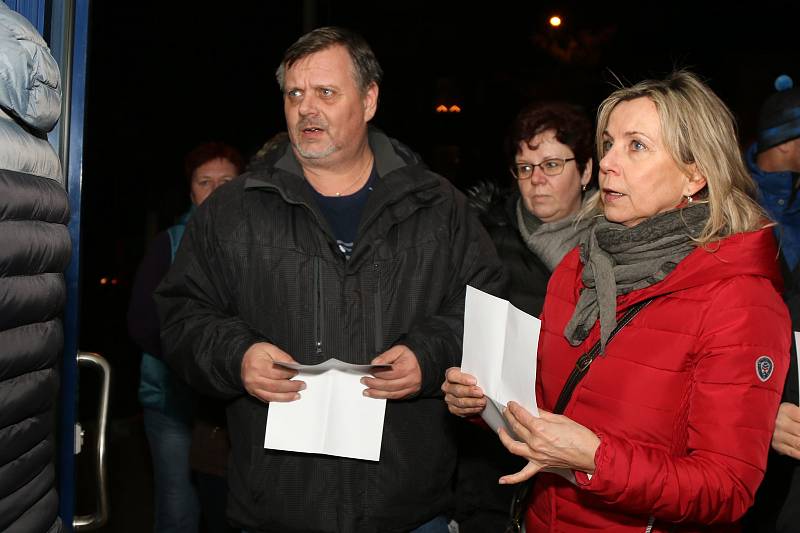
[527,227,791,532]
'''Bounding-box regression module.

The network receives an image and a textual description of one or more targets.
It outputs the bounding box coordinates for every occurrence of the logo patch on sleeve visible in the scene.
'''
[756,356,774,382]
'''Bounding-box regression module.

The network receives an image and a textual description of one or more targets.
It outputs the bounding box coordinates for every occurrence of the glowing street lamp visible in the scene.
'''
[549,15,562,28]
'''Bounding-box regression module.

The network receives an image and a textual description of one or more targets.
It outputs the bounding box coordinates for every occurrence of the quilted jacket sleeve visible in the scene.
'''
[154,201,266,399]
[399,183,507,397]
[575,275,791,524]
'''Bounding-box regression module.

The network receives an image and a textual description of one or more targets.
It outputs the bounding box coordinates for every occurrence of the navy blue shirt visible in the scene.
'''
[310,166,377,259]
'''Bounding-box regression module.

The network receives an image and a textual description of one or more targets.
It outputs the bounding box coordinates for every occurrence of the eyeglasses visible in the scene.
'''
[511,157,576,180]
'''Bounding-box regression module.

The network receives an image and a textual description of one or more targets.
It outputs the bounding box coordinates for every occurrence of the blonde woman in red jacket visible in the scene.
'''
[443,71,791,531]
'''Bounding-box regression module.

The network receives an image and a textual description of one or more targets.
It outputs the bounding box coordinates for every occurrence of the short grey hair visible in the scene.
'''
[275,26,383,94]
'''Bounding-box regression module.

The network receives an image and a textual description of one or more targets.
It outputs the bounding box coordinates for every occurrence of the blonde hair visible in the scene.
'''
[584,70,767,244]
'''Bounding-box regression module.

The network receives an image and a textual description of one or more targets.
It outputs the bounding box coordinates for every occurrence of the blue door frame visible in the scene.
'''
[6,1,91,530]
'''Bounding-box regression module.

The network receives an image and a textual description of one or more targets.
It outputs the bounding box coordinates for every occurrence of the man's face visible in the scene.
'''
[283,45,378,167]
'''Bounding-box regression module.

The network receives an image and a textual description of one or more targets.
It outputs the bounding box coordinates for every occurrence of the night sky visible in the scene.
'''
[79,0,799,414]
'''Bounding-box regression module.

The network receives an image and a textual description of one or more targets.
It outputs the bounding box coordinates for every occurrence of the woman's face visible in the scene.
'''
[515,129,591,223]
[599,97,705,227]
[190,158,239,206]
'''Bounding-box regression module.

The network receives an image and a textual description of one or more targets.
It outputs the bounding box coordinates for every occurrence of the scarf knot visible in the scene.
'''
[564,203,709,351]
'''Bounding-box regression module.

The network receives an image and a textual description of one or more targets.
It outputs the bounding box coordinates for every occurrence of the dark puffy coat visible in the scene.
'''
[155,129,506,532]
[467,182,551,318]
[0,4,68,532]
[531,227,790,531]
[456,183,546,531]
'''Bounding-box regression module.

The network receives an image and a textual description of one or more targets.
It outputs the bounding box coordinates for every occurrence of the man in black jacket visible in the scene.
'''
[155,27,505,533]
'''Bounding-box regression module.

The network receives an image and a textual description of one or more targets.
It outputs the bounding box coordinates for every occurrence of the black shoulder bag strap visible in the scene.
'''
[553,296,657,415]
[504,295,658,533]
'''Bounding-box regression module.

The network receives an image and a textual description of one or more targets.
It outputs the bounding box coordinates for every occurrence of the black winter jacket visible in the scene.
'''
[0,5,68,532]
[468,183,550,317]
[155,130,506,532]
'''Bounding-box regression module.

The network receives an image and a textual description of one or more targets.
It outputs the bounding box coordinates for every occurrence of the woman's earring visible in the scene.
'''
[686,194,693,203]
[581,184,587,192]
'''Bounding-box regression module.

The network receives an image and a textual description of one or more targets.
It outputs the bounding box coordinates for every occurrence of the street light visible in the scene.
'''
[549,15,562,27]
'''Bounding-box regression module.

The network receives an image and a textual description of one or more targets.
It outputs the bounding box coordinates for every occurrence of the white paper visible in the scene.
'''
[462,286,576,484]
[264,358,389,461]
[795,331,800,403]
[462,285,540,434]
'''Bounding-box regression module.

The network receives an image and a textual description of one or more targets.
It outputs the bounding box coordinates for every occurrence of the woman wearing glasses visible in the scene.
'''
[467,101,594,319]
[446,72,791,531]
[456,101,593,532]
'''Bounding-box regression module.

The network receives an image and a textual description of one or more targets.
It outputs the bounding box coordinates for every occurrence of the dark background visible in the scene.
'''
[74,1,799,529]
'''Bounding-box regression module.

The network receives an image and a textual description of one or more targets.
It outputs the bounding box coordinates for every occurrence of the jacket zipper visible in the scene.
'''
[373,265,383,355]
[313,257,323,355]
[644,515,655,532]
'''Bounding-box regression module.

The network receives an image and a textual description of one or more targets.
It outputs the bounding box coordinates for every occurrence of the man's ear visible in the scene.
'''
[363,82,379,122]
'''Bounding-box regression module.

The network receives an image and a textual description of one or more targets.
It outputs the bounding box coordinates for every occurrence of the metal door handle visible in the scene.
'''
[73,352,110,530]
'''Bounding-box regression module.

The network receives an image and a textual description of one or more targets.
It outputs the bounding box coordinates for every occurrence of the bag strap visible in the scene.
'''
[505,296,659,533]
[553,296,657,415]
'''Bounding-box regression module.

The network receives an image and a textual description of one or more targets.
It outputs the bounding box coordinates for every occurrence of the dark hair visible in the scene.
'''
[505,101,593,175]
[184,142,244,182]
[275,26,383,93]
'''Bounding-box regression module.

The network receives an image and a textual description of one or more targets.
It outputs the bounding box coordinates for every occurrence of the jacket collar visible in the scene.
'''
[746,142,795,197]
[243,126,431,200]
[616,226,783,308]
[241,128,445,264]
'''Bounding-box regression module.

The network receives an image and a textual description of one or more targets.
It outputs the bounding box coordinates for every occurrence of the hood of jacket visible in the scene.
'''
[0,4,62,181]
[0,4,61,133]
[245,126,424,187]
[241,127,442,230]
[610,225,783,309]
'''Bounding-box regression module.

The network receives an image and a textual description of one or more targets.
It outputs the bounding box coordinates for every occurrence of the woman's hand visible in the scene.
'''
[498,401,601,484]
[441,367,487,417]
[772,402,800,459]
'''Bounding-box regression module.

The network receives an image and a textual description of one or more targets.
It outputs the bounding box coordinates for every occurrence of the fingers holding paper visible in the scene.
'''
[772,402,800,460]
[442,367,487,417]
[241,342,306,402]
[362,345,422,399]
[498,401,600,484]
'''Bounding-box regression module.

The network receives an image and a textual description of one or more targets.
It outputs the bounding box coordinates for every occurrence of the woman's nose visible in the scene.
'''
[530,166,548,184]
[599,148,617,175]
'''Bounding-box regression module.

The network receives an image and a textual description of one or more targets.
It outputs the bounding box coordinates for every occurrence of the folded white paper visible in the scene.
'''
[795,332,800,402]
[462,285,541,432]
[462,286,577,484]
[264,358,389,461]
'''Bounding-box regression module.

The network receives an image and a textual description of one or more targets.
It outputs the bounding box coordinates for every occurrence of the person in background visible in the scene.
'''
[444,71,791,531]
[0,5,68,532]
[745,75,800,272]
[457,101,593,531]
[744,75,800,533]
[128,141,243,533]
[154,26,504,533]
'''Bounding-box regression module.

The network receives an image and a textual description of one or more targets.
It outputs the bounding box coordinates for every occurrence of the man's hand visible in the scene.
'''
[773,402,800,459]
[241,342,305,402]
[441,367,487,417]
[361,345,422,400]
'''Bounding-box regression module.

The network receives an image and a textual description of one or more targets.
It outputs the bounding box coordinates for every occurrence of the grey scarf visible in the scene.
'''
[516,199,592,271]
[564,203,710,350]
